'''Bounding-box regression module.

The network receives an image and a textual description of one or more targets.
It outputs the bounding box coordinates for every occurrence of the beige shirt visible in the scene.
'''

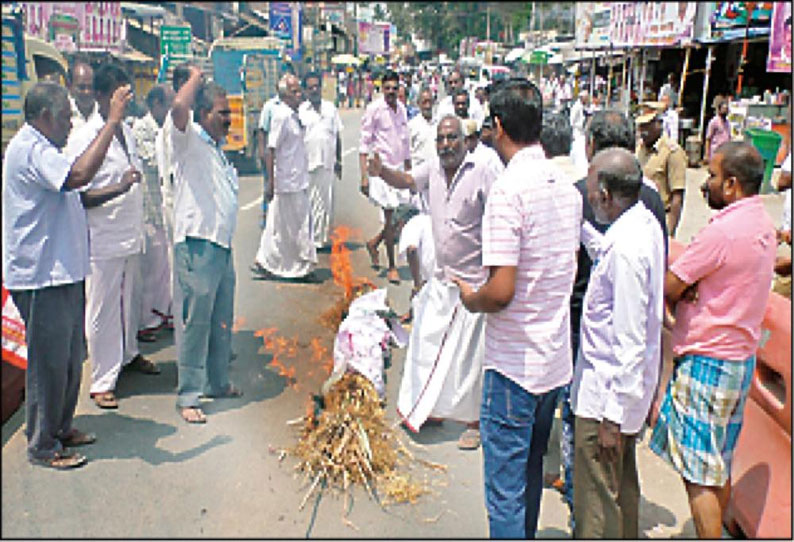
[636,134,687,209]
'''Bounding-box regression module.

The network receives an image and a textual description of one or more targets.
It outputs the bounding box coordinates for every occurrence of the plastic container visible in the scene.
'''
[744,128,783,194]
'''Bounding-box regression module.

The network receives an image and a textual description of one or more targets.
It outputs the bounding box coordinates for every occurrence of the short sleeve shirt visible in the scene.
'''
[298,100,342,172]
[670,196,776,361]
[269,102,309,193]
[359,98,410,167]
[481,145,583,395]
[2,124,90,289]
[637,135,687,209]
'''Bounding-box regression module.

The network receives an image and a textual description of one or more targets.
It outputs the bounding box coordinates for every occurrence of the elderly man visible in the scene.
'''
[66,63,158,410]
[453,79,582,539]
[171,67,241,424]
[132,85,175,341]
[298,71,343,251]
[368,114,498,450]
[637,106,687,237]
[256,91,283,228]
[464,119,504,179]
[660,93,679,144]
[437,69,485,128]
[359,70,412,284]
[68,58,99,133]
[253,74,316,280]
[570,148,665,538]
[3,81,133,468]
[649,142,777,539]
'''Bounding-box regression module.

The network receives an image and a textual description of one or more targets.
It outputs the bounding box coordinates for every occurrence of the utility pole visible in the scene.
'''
[486,3,491,43]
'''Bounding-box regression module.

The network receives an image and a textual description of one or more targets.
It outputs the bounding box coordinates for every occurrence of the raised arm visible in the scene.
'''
[172,66,203,132]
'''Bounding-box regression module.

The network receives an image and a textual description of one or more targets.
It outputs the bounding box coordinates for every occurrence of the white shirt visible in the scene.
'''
[551,155,582,184]
[662,108,679,144]
[436,91,485,129]
[2,124,90,289]
[66,114,144,261]
[570,99,586,138]
[571,201,665,434]
[269,102,308,193]
[132,113,165,228]
[471,141,504,179]
[298,99,342,172]
[408,113,437,169]
[69,95,100,135]
[171,118,239,249]
[258,96,281,133]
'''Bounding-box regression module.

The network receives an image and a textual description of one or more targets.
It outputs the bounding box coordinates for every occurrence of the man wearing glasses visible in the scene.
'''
[368,114,498,451]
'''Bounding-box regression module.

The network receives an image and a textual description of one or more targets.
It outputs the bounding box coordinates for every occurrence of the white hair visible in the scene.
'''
[277,74,292,96]
[437,114,463,136]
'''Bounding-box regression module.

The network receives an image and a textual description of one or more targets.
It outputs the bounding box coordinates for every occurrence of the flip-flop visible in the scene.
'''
[30,450,87,470]
[128,354,160,375]
[180,407,207,424]
[91,391,118,409]
[59,429,97,447]
[387,268,400,284]
[457,428,481,450]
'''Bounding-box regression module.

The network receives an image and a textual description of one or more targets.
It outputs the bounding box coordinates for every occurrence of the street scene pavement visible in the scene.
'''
[1,106,785,539]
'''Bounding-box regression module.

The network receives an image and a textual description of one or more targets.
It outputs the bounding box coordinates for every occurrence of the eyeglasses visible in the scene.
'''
[436,134,461,143]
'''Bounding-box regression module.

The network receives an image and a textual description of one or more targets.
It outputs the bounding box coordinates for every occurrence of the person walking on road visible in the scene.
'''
[636,105,687,238]
[170,66,242,424]
[569,148,665,539]
[359,70,411,284]
[648,141,777,539]
[704,96,731,162]
[2,81,133,468]
[66,63,159,410]
[252,74,317,280]
[298,71,343,251]
[453,79,582,539]
[368,114,498,450]
[256,92,282,229]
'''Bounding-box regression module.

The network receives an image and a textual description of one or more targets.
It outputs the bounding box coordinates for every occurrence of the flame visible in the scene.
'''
[330,225,355,299]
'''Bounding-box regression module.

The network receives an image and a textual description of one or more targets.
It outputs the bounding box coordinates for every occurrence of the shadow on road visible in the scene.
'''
[72,412,232,465]
[398,420,468,446]
[536,526,569,539]
[640,493,678,531]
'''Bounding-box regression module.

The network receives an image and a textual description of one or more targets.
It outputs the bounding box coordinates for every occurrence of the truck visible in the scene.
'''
[2,8,69,156]
[208,36,285,174]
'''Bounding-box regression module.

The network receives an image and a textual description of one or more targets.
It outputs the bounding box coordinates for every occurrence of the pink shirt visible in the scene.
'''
[481,145,583,395]
[671,196,776,361]
[359,97,409,167]
[705,115,731,159]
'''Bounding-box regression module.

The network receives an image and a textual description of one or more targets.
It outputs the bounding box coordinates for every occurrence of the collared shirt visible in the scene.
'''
[410,152,498,285]
[359,97,410,167]
[298,99,342,172]
[482,144,582,395]
[258,95,281,133]
[471,141,505,179]
[408,113,437,169]
[436,92,485,129]
[2,124,90,289]
[571,202,665,434]
[705,115,731,159]
[269,102,308,193]
[670,196,776,361]
[550,155,580,184]
[66,114,144,261]
[132,113,164,228]
[570,99,586,138]
[637,134,687,209]
[171,118,239,249]
[69,95,100,135]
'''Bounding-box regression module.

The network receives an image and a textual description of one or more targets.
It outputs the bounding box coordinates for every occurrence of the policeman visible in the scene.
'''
[636,103,687,237]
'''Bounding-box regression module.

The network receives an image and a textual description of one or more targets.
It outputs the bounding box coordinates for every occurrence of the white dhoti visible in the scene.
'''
[368,163,412,214]
[139,223,172,329]
[570,132,588,179]
[397,277,485,431]
[397,213,436,282]
[255,189,317,278]
[308,166,335,248]
[85,253,142,394]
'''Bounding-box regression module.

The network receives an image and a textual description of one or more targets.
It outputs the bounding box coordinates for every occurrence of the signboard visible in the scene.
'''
[767,2,791,73]
[575,3,612,48]
[20,2,124,52]
[528,50,550,65]
[603,2,697,48]
[269,2,302,59]
[48,13,79,52]
[358,21,390,54]
[160,25,192,59]
[321,4,345,25]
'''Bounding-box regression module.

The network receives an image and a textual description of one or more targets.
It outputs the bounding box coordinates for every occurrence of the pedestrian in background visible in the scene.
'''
[3,81,132,468]
[660,93,679,145]
[649,141,777,539]
[66,63,158,410]
[68,57,99,133]
[570,148,665,538]
[704,95,731,162]
[170,66,242,424]
[454,79,582,539]
[298,71,343,251]
[437,69,485,129]
[256,90,282,229]
[569,89,590,178]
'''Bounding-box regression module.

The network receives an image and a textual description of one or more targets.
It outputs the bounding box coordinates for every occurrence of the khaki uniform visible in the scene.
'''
[636,135,687,210]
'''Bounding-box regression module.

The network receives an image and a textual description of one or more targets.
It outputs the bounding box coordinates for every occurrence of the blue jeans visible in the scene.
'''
[481,369,562,539]
[174,238,235,408]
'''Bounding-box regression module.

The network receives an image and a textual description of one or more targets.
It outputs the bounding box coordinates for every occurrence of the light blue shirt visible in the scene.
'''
[2,124,90,289]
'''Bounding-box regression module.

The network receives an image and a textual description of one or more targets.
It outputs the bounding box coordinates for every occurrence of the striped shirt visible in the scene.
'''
[481,144,583,395]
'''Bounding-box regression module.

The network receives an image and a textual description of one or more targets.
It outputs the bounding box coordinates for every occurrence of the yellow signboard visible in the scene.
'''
[223,95,247,152]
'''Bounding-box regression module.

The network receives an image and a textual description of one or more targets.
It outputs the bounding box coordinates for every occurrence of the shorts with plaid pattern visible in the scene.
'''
[649,353,754,487]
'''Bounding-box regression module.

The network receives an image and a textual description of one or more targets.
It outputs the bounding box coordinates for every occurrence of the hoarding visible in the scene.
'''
[269,2,302,60]
[766,2,791,73]
[160,25,192,59]
[608,2,696,47]
[358,21,390,55]
[575,3,612,49]
[20,2,124,52]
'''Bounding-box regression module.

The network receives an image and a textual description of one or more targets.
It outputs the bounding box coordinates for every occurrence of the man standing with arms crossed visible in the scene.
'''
[359,70,411,284]
[3,81,133,468]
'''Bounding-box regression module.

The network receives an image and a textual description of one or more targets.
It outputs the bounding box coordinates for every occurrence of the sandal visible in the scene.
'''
[31,450,87,470]
[457,427,481,450]
[59,429,97,447]
[180,407,207,424]
[366,239,380,268]
[207,384,243,399]
[91,391,118,409]
[387,268,400,284]
[136,329,158,343]
[128,354,161,375]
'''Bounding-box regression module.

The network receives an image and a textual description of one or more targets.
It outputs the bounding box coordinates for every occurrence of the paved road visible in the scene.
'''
[1,105,785,538]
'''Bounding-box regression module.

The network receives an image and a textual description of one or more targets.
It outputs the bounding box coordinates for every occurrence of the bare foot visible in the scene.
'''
[366,239,380,268]
[180,407,207,424]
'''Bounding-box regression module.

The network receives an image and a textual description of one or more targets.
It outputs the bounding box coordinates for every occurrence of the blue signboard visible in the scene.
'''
[269,2,302,59]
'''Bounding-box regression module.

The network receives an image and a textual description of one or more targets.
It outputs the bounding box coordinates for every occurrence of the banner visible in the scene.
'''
[575,3,613,48]
[767,2,792,72]
[270,2,302,59]
[358,21,390,55]
[20,2,125,52]
[609,2,696,47]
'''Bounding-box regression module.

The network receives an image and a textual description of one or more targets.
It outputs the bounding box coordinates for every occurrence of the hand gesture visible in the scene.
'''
[188,64,204,81]
[367,152,382,178]
[108,85,134,125]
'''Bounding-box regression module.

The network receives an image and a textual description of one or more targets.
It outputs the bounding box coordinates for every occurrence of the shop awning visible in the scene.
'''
[121,2,167,19]
[112,47,155,63]
[504,47,526,63]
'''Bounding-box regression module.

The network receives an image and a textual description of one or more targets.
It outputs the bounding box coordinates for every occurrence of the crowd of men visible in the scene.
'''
[2,57,790,541]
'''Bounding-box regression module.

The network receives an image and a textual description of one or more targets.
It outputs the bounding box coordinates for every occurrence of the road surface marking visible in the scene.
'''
[241,195,263,211]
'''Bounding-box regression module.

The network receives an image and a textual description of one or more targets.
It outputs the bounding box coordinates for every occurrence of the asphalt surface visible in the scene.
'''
[1,104,786,538]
